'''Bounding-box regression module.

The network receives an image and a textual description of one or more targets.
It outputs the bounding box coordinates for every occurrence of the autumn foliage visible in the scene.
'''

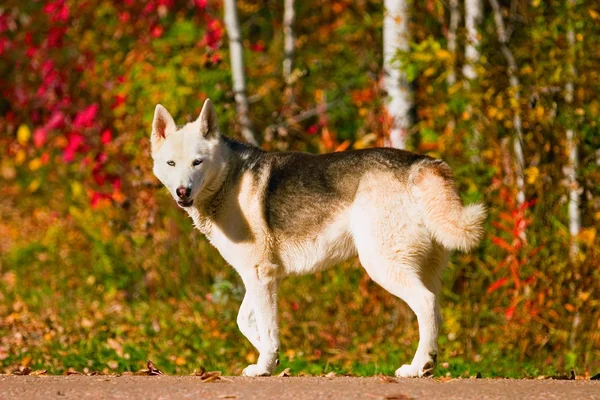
[1,0,600,377]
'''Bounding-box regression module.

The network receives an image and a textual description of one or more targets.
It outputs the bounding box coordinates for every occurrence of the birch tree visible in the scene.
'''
[283,0,295,85]
[383,0,412,150]
[224,0,259,145]
[446,0,460,86]
[489,0,526,206]
[565,0,581,257]
[463,0,482,162]
[463,0,482,82]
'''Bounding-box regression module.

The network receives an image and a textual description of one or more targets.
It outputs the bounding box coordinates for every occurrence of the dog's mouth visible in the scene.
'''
[177,199,194,207]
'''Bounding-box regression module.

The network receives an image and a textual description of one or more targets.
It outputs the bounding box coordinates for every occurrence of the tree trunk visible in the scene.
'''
[283,0,295,84]
[464,0,482,163]
[224,0,259,145]
[447,0,460,86]
[463,0,482,81]
[565,0,581,258]
[383,0,412,150]
[489,0,525,206]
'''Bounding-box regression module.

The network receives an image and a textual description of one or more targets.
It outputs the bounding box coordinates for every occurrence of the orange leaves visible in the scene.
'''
[487,278,509,294]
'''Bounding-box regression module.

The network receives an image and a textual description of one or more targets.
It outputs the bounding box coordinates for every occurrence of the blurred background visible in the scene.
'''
[1,0,599,377]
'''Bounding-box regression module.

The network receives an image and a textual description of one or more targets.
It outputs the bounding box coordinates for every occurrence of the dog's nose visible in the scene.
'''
[176,186,191,198]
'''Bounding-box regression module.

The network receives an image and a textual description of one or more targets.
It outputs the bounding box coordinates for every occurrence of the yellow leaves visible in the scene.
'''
[353,133,378,150]
[578,228,596,247]
[576,33,583,42]
[28,158,42,171]
[28,179,41,193]
[71,181,85,199]
[520,66,533,75]
[15,149,27,166]
[245,352,257,364]
[175,357,186,366]
[423,67,436,77]
[17,125,31,145]
[525,166,539,184]
[535,105,545,119]
[590,10,600,20]
[435,49,452,61]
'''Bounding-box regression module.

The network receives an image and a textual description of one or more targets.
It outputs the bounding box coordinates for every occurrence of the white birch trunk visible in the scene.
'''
[489,0,525,206]
[224,0,259,145]
[383,0,412,150]
[464,0,482,163]
[283,0,295,83]
[447,0,460,86]
[463,0,482,81]
[565,0,581,257]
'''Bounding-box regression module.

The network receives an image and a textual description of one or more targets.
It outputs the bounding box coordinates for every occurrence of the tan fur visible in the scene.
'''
[411,160,486,252]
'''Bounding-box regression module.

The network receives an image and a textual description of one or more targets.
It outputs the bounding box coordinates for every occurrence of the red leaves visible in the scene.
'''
[101,130,112,145]
[151,25,164,38]
[251,41,266,52]
[202,19,223,50]
[490,236,514,253]
[73,104,98,129]
[195,0,208,10]
[63,133,84,162]
[44,0,70,23]
[487,278,509,294]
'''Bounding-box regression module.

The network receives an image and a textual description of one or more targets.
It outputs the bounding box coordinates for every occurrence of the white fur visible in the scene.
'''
[151,100,485,378]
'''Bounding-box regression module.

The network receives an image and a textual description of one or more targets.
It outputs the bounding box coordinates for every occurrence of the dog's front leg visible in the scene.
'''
[240,264,280,377]
[237,293,260,350]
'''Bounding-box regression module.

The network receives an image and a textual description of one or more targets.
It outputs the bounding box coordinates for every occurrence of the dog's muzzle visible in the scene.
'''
[177,199,194,207]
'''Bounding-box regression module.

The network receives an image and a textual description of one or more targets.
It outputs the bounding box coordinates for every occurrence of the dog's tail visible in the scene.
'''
[410,158,486,252]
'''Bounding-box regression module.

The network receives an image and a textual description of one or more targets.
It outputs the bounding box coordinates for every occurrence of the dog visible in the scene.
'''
[150,99,486,377]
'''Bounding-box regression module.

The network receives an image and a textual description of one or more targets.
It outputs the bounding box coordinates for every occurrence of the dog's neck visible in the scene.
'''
[187,135,262,235]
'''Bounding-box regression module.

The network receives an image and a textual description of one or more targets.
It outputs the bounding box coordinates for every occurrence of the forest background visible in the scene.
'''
[1,0,600,378]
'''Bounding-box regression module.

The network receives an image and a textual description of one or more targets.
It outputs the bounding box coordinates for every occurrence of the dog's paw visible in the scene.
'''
[395,361,434,378]
[395,364,420,378]
[242,364,271,377]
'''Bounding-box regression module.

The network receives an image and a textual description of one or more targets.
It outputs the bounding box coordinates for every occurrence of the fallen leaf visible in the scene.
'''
[12,366,32,375]
[324,371,337,378]
[591,373,600,380]
[277,368,291,377]
[30,370,48,376]
[378,374,398,384]
[65,368,82,375]
[193,366,222,382]
[145,360,164,376]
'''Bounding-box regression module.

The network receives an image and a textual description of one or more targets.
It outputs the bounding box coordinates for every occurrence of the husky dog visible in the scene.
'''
[151,99,486,378]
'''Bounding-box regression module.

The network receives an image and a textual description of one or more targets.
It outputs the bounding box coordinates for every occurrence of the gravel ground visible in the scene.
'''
[1,375,599,400]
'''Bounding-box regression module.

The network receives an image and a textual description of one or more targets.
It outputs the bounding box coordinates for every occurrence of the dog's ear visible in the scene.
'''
[151,104,176,153]
[198,98,219,139]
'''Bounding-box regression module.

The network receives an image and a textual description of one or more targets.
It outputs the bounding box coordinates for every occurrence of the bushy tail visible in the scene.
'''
[410,159,486,252]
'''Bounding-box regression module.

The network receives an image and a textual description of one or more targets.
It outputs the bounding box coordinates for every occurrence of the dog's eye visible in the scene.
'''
[167,160,175,166]
[192,159,203,166]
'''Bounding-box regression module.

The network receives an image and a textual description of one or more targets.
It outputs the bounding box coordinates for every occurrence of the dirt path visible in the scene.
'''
[1,376,599,399]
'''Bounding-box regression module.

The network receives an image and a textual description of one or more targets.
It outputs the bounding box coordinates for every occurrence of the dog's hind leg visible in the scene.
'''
[362,254,442,378]
[352,200,446,377]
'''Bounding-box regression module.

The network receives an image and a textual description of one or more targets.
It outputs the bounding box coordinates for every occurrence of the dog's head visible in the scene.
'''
[150,99,226,208]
